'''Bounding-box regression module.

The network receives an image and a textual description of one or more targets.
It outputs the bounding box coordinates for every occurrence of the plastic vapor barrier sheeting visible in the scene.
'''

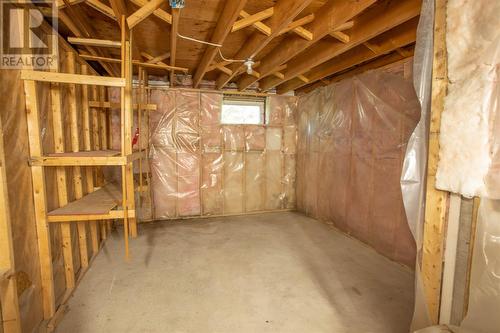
[148,90,297,219]
[296,59,420,268]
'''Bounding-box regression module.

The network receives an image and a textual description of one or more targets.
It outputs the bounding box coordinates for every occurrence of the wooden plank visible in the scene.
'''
[47,150,120,157]
[0,111,22,332]
[23,80,56,319]
[192,0,248,88]
[232,7,274,32]
[20,70,125,87]
[216,0,315,90]
[67,37,121,48]
[30,151,128,166]
[258,0,421,91]
[48,183,122,216]
[169,8,180,86]
[421,0,450,324]
[236,0,375,90]
[127,0,165,29]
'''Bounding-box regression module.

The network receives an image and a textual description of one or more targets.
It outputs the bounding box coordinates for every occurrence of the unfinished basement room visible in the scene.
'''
[0,0,499,332]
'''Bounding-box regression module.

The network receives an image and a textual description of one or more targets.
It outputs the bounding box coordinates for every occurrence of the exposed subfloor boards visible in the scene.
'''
[56,212,414,333]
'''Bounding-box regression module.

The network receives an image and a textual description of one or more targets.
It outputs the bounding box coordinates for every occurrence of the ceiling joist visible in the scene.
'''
[215,0,315,90]
[276,18,419,93]
[258,0,421,92]
[129,0,172,24]
[192,0,248,88]
[236,0,375,91]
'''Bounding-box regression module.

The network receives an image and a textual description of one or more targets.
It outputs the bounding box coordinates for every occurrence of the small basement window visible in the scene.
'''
[221,98,266,125]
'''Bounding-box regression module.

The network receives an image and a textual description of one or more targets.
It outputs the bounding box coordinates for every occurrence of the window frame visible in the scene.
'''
[220,97,267,125]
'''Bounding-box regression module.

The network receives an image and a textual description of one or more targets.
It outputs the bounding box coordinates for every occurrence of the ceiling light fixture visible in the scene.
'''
[244,59,255,75]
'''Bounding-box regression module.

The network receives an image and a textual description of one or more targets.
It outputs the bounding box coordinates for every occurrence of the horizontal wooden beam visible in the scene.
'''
[47,210,136,222]
[89,101,157,110]
[20,70,125,87]
[67,37,121,48]
[233,7,274,33]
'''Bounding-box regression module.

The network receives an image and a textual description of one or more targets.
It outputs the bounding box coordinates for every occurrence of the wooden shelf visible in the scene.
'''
[47,183,135,222]
[30,150,146,166]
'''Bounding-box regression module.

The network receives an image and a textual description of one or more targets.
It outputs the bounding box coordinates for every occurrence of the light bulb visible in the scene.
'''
[244,59,255,75]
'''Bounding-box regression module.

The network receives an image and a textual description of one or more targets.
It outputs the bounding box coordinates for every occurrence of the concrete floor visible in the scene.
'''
[56,212,415,333]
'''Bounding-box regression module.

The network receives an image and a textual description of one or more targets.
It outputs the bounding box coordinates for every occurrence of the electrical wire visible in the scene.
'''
[217,48,246,63]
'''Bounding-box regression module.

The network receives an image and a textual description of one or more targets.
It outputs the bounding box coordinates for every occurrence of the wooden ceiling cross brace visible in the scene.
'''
[127,0,166,29]
[232,7,274,33]
[258,0,421,92]
[192,0,248,88]
[215,0,315,90]
[276,18,419,93]
[236,0,375,91]
[129,0,172,24]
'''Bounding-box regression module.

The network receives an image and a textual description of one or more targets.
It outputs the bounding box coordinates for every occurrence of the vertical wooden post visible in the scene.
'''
[0,115,22,333]
[81,65,100,256]
[66,51,89,269]
[23,80,56,319]
[421,0,450,324]
[50,80,76,290]
[90,86,107,240]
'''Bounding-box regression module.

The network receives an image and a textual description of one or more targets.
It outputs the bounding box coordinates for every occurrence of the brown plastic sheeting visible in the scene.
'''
[296,61,420,267]
[149,89,297,219]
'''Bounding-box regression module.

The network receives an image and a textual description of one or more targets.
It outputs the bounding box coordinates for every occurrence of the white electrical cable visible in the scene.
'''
[217,48,246,63]
[174,8,248,64]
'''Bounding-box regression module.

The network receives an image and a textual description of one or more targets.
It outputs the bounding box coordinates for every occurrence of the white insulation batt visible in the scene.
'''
[435,0,500,198]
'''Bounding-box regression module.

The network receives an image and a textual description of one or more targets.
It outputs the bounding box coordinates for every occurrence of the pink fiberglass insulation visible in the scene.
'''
[296,61,420,267]
[149,90,297,219]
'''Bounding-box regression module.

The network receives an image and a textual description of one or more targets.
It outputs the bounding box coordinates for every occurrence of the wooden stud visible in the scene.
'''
[23,80,56,319]
[421,0,450,323]
[81,65,100,256]
[49,77,76,291]
[66,51,90,269]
